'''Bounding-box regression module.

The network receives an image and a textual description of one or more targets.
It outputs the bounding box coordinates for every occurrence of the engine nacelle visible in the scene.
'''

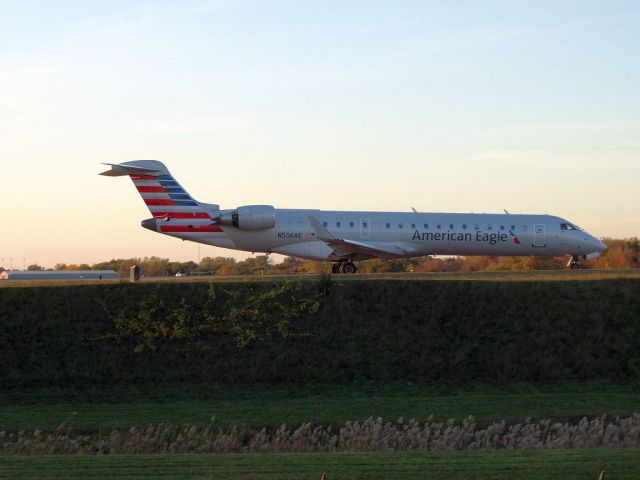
[219,205,276,230]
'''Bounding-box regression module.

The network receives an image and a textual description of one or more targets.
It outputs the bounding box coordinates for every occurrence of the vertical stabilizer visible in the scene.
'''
[100,160,218,219]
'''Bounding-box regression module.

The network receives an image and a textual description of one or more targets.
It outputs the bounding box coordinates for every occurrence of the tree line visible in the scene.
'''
[5,237,638,277]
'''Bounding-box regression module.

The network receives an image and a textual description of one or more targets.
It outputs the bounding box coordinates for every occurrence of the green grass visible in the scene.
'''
[2,382,639,431]
[1,449,638,479]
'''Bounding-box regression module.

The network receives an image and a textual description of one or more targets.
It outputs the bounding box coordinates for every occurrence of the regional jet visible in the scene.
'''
[101,161,607,273]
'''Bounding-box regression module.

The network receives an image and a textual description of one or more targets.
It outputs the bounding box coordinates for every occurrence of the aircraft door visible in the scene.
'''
[360,218,370,239]
[533,224,546,247]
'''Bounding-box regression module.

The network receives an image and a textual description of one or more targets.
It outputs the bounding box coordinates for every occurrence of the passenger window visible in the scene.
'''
[474,224,480,230]
[500,225,504,231]
[363,222,369,229]
[487,225,493,231]
[437,224,441,230]
[423,223,428,229]
[336,222,341,228]
[386,222,391,229]
[462,224,467,230]
[449,224,454,230]
[349,222,354,228]
[510,225,515,231]
[411,223,416,229]
[323,222,328,227]
[399,223,403,229]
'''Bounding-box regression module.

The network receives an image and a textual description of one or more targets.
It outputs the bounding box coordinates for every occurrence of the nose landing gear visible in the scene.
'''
[331,261,357,274]
[567,255,581,270]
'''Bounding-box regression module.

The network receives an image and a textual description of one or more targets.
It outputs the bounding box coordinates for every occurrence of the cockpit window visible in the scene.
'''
[560,223,580,231]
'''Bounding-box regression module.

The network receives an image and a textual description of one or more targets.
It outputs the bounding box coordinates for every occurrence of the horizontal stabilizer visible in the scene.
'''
[99,163,162,177]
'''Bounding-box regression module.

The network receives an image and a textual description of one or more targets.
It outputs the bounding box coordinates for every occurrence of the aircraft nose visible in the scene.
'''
[595,238,608,252]
[587,236,607,252]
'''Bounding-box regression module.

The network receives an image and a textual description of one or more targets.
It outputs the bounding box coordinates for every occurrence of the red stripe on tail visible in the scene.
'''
[161,225,223,233]
[153,212,211,219]
[137,186,166,193]
[145,199,176,206]
[130,175,158,180]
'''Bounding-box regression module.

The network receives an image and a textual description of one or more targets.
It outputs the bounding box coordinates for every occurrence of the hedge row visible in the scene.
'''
[1,278,639,386]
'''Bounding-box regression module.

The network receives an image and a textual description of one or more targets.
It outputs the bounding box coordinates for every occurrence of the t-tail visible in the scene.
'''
[99,160,223,234]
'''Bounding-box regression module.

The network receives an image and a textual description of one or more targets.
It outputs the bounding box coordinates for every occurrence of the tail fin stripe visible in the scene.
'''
[152,212,211,219]
[130,174,158,180]
[174,200,199,206]
[159,180,179,187]
[148,205,204,212]
[145,199,176,206]
[137,186,166,193]
[168,194,191,200]
[161,225,223,233]
[164,187,186,194]
[130,180,163,187]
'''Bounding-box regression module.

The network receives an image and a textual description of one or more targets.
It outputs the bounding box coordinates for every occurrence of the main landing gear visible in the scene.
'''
[567,255,581,270]
[331,261,357,274]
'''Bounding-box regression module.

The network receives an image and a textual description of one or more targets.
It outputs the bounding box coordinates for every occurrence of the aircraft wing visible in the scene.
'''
[308,216,406,260]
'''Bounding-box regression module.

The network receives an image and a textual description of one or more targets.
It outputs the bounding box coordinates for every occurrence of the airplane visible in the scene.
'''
[101,160,608,273]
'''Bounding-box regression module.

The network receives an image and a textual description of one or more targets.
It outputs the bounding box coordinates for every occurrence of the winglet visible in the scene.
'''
[308,216,335,241]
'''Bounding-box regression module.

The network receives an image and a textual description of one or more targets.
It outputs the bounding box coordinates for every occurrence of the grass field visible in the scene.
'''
[1,268,639,288]
[1,449,638,479]
[2,277,639,478]
[2,382,639,431]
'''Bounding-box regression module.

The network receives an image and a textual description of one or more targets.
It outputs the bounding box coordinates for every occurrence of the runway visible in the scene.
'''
[1,268,639,287]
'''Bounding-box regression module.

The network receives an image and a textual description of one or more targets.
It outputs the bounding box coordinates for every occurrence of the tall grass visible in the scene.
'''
[2,414,640,454]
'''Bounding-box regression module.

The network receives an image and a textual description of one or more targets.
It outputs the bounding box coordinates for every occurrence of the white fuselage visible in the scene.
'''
[166,209,606,261]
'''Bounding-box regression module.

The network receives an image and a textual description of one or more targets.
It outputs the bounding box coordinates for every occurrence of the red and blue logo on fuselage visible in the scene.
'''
[508,229,521,245]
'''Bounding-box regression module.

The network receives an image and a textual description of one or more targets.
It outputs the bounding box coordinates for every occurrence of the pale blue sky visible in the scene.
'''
[1,1,639,267]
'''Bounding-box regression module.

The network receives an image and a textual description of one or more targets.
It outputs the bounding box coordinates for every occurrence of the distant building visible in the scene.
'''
[0,270,118,281]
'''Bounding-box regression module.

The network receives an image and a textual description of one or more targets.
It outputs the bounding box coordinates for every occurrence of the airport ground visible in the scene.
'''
[1,267,640,288]
[1,272,639,478]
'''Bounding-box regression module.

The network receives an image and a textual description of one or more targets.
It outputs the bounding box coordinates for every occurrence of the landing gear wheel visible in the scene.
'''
[331,263,341,274]
[341,262,357,274]
[567,255,580,270]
